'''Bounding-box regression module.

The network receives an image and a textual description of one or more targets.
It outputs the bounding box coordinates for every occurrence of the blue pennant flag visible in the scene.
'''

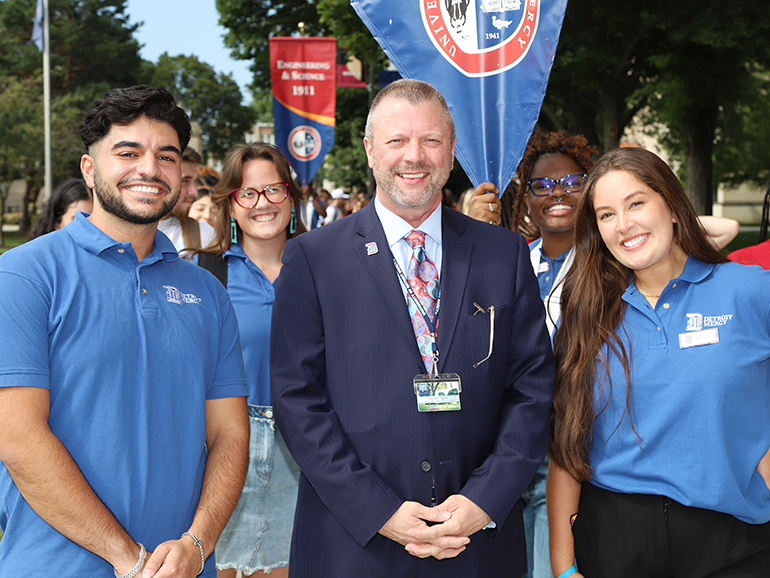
[32,0,44,52]
[269,37,337,187]
[352,0,567,191]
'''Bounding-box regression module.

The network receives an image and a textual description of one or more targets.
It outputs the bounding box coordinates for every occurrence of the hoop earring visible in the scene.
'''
[289,207,297,235]
[230,216,238,243]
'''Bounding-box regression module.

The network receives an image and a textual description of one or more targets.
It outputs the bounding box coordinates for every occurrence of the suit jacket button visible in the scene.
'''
[420,460,432,472]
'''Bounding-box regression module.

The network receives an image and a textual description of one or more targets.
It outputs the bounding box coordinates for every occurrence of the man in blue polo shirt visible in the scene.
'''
[0,85,249,578]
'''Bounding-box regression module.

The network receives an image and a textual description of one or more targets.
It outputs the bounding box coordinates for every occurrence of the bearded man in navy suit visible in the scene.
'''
[271,79,554,578]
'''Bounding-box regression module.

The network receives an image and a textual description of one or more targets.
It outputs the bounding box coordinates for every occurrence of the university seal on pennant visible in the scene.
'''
[421,0,540,76]
[288,125,322,162]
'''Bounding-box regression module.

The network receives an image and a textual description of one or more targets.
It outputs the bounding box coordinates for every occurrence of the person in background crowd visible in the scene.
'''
[158,146,216,254]
[323,187,348,224]
[442,186,455,208]
[299,181,327,230]
[197,165,220,179]
[196,173,219,192]
[189,190,218,228]
[728,182,770,269]
[196,142,305,578]
[455,187,476,215]
[29,177,93,238]
[270,79,554,578]
[549,147,770,578]
[0,84,249,578]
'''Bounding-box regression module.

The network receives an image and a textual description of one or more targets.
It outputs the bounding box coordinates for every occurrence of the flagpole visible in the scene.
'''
[42,0,51,202]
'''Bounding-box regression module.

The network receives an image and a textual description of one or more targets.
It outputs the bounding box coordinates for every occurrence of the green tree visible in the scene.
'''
[639,0,770,213]
[315,87,369,190]
[216,0,321,94]
[0,75,106,235]
[150,53,256,159]
[712,67,770,190]
[0,76,41,243]
[315,0,390,192]
[316,0,388,81]
[0,0,144,233]
[537,0,662,151]
[0,0,143,92]
[540,0,770,213]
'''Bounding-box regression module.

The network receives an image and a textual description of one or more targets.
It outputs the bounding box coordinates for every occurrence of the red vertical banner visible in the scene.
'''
[270,37,337,186]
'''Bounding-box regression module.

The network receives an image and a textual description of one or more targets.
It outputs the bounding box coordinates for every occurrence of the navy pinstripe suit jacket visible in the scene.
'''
[270,201,554,578]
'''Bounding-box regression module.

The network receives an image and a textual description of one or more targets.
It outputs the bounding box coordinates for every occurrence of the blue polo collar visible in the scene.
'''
[623,256,714,301]
[64,212,179,263]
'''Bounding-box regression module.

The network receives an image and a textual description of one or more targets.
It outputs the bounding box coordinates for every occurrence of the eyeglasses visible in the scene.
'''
[527,173,587,197]
[231,182,290,208]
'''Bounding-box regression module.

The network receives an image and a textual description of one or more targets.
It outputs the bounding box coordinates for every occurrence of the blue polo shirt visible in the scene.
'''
[589,257,770,523]
[0,213,247,576]
[223,243,275,407]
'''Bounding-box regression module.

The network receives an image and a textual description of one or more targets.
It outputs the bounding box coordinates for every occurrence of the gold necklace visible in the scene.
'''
[641,292,660,299]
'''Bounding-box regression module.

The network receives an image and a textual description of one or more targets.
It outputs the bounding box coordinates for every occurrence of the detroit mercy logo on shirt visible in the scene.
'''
[421,0,540,76]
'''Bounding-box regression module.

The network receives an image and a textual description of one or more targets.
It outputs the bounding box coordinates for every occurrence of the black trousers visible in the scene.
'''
[572,483,770,578]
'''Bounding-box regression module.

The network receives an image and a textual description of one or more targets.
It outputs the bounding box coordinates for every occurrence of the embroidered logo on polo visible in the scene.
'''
[163,285,202,305]
[685,312,733,332]
[420,0,540,77]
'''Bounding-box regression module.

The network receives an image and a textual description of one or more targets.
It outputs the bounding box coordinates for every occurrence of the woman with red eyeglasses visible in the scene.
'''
[194,143,306,578]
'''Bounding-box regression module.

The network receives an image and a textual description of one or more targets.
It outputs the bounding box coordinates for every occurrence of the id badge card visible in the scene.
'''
[413,373,462,412]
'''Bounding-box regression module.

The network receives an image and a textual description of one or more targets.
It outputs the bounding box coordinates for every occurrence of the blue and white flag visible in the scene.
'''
[32,0,44,52]
[352,0,568,190]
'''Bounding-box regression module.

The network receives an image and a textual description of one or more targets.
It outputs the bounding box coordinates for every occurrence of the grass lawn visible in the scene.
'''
[725,228,761,254]
[0,231,27,255]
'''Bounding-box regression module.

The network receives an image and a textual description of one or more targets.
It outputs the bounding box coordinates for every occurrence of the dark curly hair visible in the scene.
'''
[501,131,597,234]
[80,85,190,153]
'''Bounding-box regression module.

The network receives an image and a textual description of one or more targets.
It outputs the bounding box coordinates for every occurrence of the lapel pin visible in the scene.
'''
[366,242,378,255]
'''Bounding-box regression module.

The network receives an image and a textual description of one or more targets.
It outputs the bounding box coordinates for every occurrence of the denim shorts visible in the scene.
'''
[215,405,300,574]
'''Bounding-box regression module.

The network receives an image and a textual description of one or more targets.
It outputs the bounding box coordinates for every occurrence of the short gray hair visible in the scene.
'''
[365,79,456,143]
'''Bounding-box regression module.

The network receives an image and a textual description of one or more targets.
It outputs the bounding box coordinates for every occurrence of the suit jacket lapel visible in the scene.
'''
[352,204,426,370]
[436,210,470,373]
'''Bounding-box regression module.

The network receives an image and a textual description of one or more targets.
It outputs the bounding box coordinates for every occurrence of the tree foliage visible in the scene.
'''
[0,0,143,232]
[215,0,770,210]
[149,53,255,159]
[713,66,770,189]
[0,0,143,93]
[537,0,663,151]
[539,0,770,213]
[640,0,770,213]
[315,87,369,190]
[314,0,390,192]
[316,0,388,73]
[216,0,321,93]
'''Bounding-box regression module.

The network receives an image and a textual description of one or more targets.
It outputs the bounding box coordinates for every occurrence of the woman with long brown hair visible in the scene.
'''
[196,142,306,578]
[548,147,770,578]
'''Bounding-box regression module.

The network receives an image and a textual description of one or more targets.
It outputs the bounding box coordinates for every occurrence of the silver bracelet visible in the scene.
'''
[114,542,146,578]
[181,531,205,576]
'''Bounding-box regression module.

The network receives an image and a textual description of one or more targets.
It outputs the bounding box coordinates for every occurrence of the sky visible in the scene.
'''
[124,0,254,101]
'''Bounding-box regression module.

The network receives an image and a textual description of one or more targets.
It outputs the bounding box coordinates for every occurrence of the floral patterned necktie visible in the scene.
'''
[404,230,440,373]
